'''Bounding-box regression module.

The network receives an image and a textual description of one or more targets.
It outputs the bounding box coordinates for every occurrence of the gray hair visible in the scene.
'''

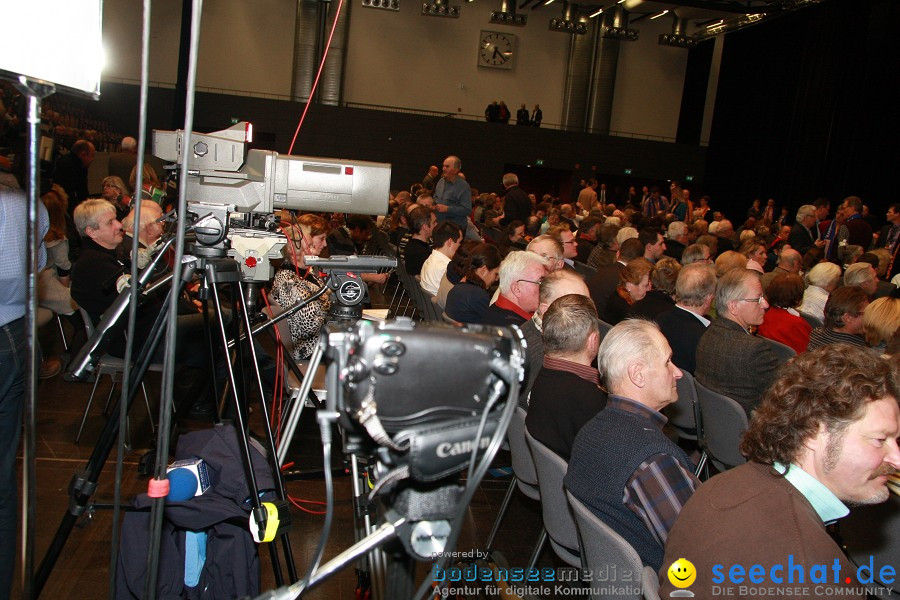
[676,264,717,307]
[681,243,710,265]
[806,261,841,289]
[796,204,816,221]
[121,136,137,152]
[498,250,549,295]
[616,226,638,246]
[543,294,599,357]
[598,319,665,392]
[715,268,760,314]
[74,199,116,238]
[502,173,519,187]
[121,203,162,234]
[667,221,687,240]
[539,269,587,306]
[844,262,876,287]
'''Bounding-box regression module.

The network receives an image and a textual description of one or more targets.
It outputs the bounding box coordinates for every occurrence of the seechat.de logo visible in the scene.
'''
[667,558,696,598]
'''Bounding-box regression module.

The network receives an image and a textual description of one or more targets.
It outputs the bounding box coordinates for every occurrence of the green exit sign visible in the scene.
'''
[685,175,694,182]
[536,159,544,166]
[624,169,632,175]
[230,118,240,125]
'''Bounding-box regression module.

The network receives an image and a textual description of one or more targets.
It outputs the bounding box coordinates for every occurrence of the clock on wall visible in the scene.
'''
[478,31,515,70]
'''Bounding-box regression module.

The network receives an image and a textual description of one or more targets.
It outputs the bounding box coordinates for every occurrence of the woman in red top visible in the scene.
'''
[758,273,812,354]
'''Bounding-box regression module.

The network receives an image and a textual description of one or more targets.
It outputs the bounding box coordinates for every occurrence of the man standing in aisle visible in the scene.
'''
[434,155,472,231]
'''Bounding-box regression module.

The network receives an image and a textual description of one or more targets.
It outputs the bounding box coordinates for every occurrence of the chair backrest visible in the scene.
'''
[694,380,748,469]
[566,489,644,600]
[526,429,579,555]
[761,336,796,365]
[264,302,298,355]
[799,311,823,329]
[509,407,538,488]
[664,369,700,440]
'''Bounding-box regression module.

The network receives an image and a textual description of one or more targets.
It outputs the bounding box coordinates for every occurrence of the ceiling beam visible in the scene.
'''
[634,0,763,13]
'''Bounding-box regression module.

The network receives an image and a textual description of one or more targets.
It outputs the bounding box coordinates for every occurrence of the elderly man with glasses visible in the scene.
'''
[481,250,549,326]
[694,268,780,416]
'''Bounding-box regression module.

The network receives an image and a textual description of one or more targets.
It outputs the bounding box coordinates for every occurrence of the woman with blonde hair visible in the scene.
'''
[101,175,131,220]
[863,296,900,353]
[269,214,332,360]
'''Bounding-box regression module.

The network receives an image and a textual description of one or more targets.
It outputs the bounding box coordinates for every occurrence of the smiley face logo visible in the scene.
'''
[667,558,696,589]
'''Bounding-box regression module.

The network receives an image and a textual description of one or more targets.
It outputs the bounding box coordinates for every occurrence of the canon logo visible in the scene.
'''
[436,437,491,458]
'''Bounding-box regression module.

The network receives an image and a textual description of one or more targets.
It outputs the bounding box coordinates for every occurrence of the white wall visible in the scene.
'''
[100,0,689,138]
[102,0,295,96]
[342,2,569,122]
[609,15,688,140]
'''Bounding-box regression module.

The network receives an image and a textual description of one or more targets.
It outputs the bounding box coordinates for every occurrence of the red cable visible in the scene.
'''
[288,494,327,515]
[287,0,345,155]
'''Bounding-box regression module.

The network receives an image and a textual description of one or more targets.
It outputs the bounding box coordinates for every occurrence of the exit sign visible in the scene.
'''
[685,175,694,182]
[624,169,632,175]
[230,118,240,125]
[536,159,544,166]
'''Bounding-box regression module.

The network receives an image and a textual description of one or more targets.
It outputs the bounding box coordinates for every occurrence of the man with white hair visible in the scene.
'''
[481,250,549,326]
[663,221,689,262]
[788,204,825,256]
[657,264,716,373]
[565,319,698,572]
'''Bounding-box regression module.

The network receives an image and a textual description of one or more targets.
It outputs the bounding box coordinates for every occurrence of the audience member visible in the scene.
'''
[118,202,164,270]
[444,243,502,324]
[663,221,689,262]
[660,345,899,599]
[500,173,531,226]
[566,319,698,572]
[434,155,472,230]
[526,235,565,273]
[0,187,48,599]
[519,269,590,406]
[656,264,716,373]
[807,285,869,351]
[799,261,841,322]
[601,258,652,325]
[575,217,601,263]
[713,250,747,277]
[758,273,812,354]
[680,243,711,266]
[760,247,801,292]
[586,223,620,269]
[419,221,462,296]
[738,238,767,273]
[695,269,779,415]
[863,296,900,354]
[788,204,823,256]
[100,175,132,220]
[587,237,643,318]
[639,227,667,264]
[107,136,138,190]
[843,262,878,299]
[270,216,333,361]
[630,257,680,320]
[525,294,606,460]
[53,139,96,214]
[481,250,549,326]
[402,205,435,275]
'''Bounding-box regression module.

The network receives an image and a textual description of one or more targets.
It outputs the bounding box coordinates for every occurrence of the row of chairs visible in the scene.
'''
[484,334,796,598]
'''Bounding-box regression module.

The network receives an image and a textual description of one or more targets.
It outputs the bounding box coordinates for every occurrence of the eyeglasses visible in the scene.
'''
[517,279,543,286]
[537,253,564,263]
[738,296,767,305]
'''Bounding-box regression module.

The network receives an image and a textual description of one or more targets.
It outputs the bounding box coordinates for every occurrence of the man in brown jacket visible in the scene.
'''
[659,345,900,600]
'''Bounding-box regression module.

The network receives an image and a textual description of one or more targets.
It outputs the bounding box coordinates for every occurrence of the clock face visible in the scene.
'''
[479,31,515,69]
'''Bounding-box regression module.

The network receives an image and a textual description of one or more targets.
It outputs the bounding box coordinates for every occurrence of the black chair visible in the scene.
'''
[760,336,796,365]
[694,380,748,471]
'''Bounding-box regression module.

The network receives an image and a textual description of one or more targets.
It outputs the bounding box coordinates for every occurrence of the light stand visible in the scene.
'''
[13,74,55,600]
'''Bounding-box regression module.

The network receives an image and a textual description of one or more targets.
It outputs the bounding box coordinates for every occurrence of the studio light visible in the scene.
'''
[490,10,527,25]
[601,25,639,40]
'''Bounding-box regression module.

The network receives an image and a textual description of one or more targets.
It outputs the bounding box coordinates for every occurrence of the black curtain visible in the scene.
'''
[703,0,900,220]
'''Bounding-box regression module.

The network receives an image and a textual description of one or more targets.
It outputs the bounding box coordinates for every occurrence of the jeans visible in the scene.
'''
[0,317,26,600]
